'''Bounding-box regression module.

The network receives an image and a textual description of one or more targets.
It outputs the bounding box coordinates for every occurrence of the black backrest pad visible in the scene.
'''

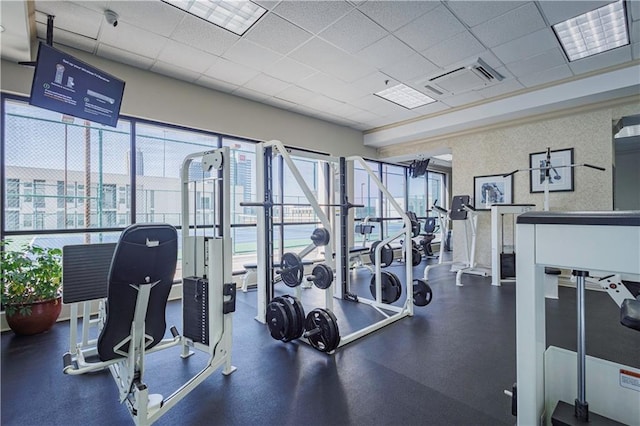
[424,217,436,234]
[450,196,470,221]
[98,223,178,361]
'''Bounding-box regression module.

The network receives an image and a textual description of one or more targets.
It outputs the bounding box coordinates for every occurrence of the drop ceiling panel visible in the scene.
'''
[304,94,348,112]
[243,73,290,97]
[354,35,416,69]
[151,61,201,83]
[194,75,237,93]
[358,1,439,32]
[157,40,218,74]
[244,13,312,55]
[492,28,558,64]
[537,1,615,25]
[99,21,168,59]
[36,24,97,54]
[276,85,319,104]
[263,97,297,111]
[297,72,366,103]
[441,91,485,107]
[447,1,526,27]
[381,53,440,83]
[108,1,184,37]
[35,3,102,39]
[203,58,260,86]
[222,39,283,71]
[350,72,398,95]
[97,43,154,69]
[289,37,347,70]
[272,1,353,34]
[470,2,546,48]
[475,78,525,99]
[170,13,239,56]
[410,101,450,116]
[421,31,485,68]
[517,64,573,88]
[318,10,387,54]
[312,51,373,83]
[568,46,633,75]
[262,57,317,84]
[232,87,270,102]
[394,5,466,52]
[505,48,566,77]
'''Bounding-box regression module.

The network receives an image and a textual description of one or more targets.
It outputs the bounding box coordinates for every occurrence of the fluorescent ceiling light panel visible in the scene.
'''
[375,84,436,109]
[553,0,629,62]
[163,0,266,36]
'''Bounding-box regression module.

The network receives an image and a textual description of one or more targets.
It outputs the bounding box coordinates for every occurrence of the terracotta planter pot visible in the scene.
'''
[6,297,62,335]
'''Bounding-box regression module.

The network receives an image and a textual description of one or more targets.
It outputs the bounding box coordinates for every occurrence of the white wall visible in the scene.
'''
[1,47,375,158]
[379,100,640,267]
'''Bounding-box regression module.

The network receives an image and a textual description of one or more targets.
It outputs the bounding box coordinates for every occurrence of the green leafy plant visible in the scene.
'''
[1,240,62,316]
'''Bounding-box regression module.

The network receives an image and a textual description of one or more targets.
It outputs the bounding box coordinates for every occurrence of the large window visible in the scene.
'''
[382,164,406,239]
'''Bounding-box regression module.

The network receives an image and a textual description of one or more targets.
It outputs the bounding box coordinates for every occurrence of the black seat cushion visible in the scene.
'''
[620,298,640,332]
[97,224,178,361]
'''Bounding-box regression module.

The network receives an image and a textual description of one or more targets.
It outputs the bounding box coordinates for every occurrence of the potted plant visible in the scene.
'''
[1,241,63,335]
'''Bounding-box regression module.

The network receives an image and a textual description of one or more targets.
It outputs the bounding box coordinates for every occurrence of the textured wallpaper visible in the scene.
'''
[381,101,639,268]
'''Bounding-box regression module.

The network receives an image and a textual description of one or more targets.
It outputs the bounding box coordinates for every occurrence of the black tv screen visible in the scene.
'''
[29,43,125,127]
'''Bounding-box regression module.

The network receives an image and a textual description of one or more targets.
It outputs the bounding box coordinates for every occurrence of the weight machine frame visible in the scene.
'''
[62,148,236,425]
[250,140,416,352]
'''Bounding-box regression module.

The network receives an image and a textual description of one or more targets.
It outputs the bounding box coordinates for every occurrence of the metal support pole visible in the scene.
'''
[264,146,274,308]
[339,157,349,298]
[574,269,589,422]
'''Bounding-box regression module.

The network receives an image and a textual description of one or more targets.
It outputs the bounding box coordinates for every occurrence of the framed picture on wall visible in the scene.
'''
[529,148,574,193]
[473,174,513,210]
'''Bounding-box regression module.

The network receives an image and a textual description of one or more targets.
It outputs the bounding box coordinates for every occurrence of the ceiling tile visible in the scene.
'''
[505,48,567,77]
[97,43,154,70]
[244,12,312,55]
[358,1,439,32]
[157,40,218,74]
[297,72,367,103]
[491,28,558,64]
[222,39,283,71]
[517,64,573,88]
[319,10,387,54]
[262,57,317,84]
[350,71,398,94]
[475,78,526,99]
[421,31,485,68]
[151,61,201,83]
[305,94,348,112]
[203,58,260,86]
[470,3,546,48]
[351,94,400,113]
[107,1,184,37]
[537,1,614,25]
[447,1,526,27]
[194,75,237,93]
[411,102,451,116]
[232,87,271,103]
[99,21,168,59]
[35,2,102,39]
[275,85,320,104]
[243,73,291,96]
[354,35,416,69]
[170,13,239,56]
[272,1,354,34]
[394,5,466,52]
[68,1,111,14]
[568,46,633,75]
[441,91,484,107]
[36,22,97,54]
[381,53,440,82]
[263,96,298,111]
[289,37,345,69]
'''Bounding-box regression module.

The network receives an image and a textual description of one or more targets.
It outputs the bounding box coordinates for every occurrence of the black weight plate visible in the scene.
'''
[281,295,305,340]
[310,228,330,247]
[280,252,304,287]
[266,299,289,341]
[413,279,433,307]
[305,308,340,353]
[370,241,393,268]
[370,271,402,304]
[411,247,421,267]
[311,264,334,289]
[274,296,299,342]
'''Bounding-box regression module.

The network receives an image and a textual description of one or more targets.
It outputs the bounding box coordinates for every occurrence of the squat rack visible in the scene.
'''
[245,140,417,352]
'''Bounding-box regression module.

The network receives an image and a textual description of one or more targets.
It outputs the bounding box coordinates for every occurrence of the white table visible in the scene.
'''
[515,211,640,425]
[490,204,535,286]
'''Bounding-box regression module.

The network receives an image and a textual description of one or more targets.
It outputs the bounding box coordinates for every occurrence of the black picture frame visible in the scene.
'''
[473,173,514,210]
[529,148,574,193]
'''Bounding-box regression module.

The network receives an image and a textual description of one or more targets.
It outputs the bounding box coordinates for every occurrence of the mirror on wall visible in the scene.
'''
[613,115,640,210]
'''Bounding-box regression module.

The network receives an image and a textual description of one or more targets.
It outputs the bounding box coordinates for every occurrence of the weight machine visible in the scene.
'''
[62,148,236,425]
[244,140,432,353]
[423,196,488,286]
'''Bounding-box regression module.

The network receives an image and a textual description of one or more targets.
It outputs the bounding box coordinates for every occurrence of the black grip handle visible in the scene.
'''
[584,163,605,171]
[503,170,517,178]
[239,202,268,207]
[170,326,179,338]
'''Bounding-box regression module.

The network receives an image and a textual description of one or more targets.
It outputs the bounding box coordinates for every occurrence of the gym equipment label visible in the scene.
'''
[620,369,640,392]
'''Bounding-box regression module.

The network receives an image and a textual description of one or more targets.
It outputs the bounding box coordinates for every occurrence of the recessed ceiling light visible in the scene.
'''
[375,84,436,109]
[553,0,629,62]
[162,0,266,36]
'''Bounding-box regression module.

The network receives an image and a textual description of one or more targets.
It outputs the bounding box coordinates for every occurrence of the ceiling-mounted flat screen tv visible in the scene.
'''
[29,43,125,127]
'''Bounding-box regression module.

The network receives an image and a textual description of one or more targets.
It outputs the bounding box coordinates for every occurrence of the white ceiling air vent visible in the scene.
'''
[424,58,503,96]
